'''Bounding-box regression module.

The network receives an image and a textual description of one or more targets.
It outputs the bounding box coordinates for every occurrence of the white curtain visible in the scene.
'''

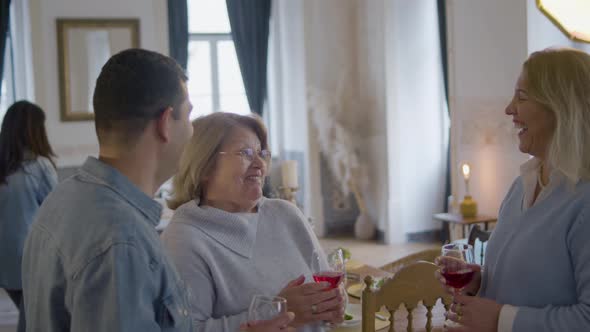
[385,0,448,243]
[10,0,35,101]
[267,0,319,225]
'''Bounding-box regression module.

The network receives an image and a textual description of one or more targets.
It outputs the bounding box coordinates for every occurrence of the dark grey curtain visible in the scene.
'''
[438,0,451,219]
[0,0,11,98]
[167,0,188,70]
[226,0,271,116]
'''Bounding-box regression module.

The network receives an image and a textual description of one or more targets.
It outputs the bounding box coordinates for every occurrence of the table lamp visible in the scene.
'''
[460,163,477,218]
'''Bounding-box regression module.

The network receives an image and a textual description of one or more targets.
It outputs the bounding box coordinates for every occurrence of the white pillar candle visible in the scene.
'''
[281,160,299,188]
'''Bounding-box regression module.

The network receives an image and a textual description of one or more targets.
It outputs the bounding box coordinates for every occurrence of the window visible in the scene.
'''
[187,0,249,119]
[0,27,15,122]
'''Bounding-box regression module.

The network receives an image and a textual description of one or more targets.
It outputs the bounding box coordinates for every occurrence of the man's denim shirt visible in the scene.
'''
[22,157,192,331]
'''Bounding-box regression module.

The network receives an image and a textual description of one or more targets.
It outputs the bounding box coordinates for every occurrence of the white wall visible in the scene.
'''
[29,0,169,166]
[448,0,529,217]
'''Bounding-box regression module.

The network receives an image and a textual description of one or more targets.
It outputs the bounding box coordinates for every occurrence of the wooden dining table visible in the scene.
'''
[333,260,447,332]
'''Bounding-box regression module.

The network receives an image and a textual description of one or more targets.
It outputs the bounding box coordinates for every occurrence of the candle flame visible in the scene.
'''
[462,163,471,180]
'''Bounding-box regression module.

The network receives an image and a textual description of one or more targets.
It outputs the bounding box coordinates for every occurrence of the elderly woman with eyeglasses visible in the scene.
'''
[162,112,345,332]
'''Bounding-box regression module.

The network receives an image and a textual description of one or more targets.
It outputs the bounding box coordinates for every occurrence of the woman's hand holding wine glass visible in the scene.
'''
[434,257,481,296]
[434,244,479,329]
[277,275,344,328]
[311,249,347,327]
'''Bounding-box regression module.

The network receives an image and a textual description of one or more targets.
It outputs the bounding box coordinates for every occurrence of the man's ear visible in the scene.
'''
[155,107,174,143]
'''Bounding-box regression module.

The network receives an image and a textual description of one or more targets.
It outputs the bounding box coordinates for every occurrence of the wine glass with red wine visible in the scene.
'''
[311,249,346,326]
[312,249,345,288]
[441,243,475,329]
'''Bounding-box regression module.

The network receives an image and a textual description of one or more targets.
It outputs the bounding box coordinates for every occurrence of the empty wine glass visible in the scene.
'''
[248,295,287,322]
[441,243,475,329]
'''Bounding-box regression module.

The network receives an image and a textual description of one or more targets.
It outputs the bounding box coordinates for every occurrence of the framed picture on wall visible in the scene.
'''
[56,18,140,121]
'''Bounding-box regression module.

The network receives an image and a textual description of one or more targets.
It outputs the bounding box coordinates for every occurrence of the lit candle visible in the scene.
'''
[461,163,471,195]
[281,160,298,188]
[459,162,477,217]
[462,163,471,180]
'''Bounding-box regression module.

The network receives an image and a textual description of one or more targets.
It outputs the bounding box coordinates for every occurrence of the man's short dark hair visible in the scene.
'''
[93,48,188,144]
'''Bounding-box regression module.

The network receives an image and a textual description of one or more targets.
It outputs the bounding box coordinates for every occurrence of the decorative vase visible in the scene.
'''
[349,179,375,240]
[354,212,376,240]
[460,195,478,218]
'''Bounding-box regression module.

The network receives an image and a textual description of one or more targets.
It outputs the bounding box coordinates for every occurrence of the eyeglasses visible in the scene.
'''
[219,148,272,162]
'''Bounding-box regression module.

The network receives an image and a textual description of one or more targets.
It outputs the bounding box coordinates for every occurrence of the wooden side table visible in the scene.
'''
[433,213,497,243]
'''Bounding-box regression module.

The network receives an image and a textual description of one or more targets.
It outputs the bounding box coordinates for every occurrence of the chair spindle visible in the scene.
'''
[406,304,415,332]
[388,309,396,332]
[425,304,433,332]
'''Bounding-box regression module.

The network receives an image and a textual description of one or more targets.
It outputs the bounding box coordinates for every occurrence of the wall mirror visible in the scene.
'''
[57,18,140,121]
[536,0,590,43]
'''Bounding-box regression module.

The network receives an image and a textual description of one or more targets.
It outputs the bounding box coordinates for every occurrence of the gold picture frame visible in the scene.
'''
[56,18,140,121]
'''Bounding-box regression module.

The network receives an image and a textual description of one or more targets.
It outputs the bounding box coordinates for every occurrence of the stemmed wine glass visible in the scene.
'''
[311,249,346,289]
[311,249,347,327]
[248,295,287,322]
[440,243,475,329]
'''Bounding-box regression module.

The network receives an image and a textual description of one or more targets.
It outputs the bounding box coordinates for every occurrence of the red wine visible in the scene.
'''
[313,271,344,289]
[441,268,475,289]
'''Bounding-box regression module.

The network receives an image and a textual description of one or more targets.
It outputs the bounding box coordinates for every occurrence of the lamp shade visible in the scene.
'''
[537,0,590,43]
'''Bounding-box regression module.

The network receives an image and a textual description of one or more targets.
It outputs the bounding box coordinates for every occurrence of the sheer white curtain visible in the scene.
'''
[267,0,319,224]
[10,0,35,101]
[0,0,34,122]
[266,0,308,159]
[385,0,448,243]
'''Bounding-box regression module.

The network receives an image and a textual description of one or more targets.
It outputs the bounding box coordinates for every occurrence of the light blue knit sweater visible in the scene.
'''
[161,197,327,332]
[480,175,590,331]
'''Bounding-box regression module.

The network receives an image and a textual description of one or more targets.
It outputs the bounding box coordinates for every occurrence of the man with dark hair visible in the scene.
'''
[21,48,194,331]
[93,48,188,145]
[21,48,294,332]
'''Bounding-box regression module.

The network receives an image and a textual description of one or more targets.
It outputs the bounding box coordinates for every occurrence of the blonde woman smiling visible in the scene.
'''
[437,48,590,332]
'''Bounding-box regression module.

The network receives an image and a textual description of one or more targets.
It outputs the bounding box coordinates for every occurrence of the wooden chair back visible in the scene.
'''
[379,249,440,275]
[362,261,451,332]
[467,225,491,265]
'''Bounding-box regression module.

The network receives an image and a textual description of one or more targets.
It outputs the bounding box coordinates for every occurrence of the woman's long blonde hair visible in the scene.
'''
[167,112,269,210]
[524,48,590,183]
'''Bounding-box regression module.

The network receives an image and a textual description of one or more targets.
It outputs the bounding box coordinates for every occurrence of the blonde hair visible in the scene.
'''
[523,47,590,183]
[167,112,269,210]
